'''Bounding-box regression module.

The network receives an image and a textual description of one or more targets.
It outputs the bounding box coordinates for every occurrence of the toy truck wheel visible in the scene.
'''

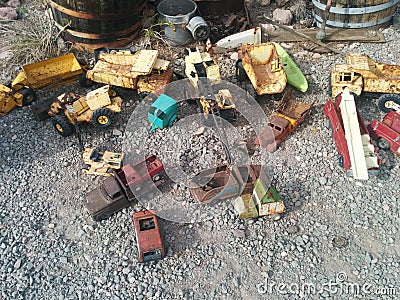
[152,174,161,181]
[235,59,248,82]
[51,115,74,137]
[377,138,390,150]
[139,92,150,99]
[377,94,400,113]
[245,83,257,101]
[21,88,37,106]
[92,108,113,128]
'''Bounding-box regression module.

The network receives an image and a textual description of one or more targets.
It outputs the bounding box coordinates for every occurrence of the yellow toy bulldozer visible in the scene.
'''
[48,85,122,137]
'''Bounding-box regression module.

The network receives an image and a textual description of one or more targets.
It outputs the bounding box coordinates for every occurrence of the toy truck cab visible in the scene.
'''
[255,89,314,152]
[184,47,221,89]
[132,210,165,263]
[82,148,123,176]
[148,94,178,130]
[368,111,400,156]
[84,170,131,221]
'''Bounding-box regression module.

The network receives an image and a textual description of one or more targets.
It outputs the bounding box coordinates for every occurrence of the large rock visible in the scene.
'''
[0,7,18,20]
[272,8,293,25]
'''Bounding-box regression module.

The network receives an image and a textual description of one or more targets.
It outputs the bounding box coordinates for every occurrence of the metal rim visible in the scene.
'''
[97,116,109,125]
[55,124,63,132]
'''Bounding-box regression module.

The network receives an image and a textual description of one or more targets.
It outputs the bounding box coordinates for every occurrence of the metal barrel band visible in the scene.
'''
[314,14,394,29]
[312,0,399,15]
[49,1,147,20]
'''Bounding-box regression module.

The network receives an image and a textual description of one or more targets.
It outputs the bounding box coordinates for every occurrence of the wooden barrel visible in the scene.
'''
[49,0,147,52]
[313,0,399,29]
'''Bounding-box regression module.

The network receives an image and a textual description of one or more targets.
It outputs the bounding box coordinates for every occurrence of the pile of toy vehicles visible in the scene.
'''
[86,49,173,98]
[189,164,285,219]
[84,155,165,221]
[0,53,88,116]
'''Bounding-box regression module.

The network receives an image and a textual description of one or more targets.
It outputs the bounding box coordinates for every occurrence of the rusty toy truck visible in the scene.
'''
[368,111,400,156]
[330,53,400,113]
[86,49,173,98]
[255,89,314,152]
[235,42,287,99]
[132,210,165,263]
[84,155,164,220]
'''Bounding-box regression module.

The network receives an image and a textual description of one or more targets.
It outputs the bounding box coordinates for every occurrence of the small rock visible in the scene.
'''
[286,225,299,234]
[113,129,123,136]
[261,0,271,5]
[276,0,290,7]
[0,7,18,21]
[230,52,239,60]
[272,9,293,25]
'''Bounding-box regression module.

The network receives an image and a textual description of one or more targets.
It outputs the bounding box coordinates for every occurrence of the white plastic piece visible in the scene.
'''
[339,89,369,180]
[214,27,262,53]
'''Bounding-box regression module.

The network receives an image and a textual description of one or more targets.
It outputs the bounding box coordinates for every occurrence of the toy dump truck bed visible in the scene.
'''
[20,53,83,90]
[240,43,287,95]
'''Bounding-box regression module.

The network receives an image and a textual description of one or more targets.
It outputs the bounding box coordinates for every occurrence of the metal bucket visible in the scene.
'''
[49,0,146,52]
[157,0,198,45]
[313,0,399,29]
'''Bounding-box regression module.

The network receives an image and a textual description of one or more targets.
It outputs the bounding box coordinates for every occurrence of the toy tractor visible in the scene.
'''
[198,89,237,123]
[48,85,122,137]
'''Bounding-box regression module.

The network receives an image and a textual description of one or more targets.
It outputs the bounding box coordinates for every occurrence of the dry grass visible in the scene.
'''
[0,1,59,67]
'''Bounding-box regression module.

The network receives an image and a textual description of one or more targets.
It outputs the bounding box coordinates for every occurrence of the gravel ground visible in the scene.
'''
[1,2,400,300]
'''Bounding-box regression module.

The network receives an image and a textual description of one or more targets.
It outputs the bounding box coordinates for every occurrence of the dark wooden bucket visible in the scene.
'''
[313,0,399,29]
[49,0,147,52]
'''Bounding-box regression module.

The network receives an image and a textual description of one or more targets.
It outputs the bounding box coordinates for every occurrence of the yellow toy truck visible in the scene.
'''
[48,85,122,137]
[331,53,400,113]
[0,53,89,116]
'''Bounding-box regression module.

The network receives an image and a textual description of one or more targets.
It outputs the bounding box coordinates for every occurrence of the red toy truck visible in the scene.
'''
[84,155,164,221]
[324,92,380,178]
[124,155,164,191]
[132,210,165,263]
[368,111,400,156]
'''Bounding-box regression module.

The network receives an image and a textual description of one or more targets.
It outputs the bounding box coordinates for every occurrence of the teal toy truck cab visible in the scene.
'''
[148,94,178,131]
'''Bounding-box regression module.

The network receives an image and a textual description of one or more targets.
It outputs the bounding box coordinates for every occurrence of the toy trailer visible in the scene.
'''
[189,165,242,204]
[324,90,380,179]
[148,94,178,131]
[236,42,287,96]
[255,89,314,152]
[124,155,165,192]
[368,111,400,156]
[84,167,134,221]
[132,210,165,263]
